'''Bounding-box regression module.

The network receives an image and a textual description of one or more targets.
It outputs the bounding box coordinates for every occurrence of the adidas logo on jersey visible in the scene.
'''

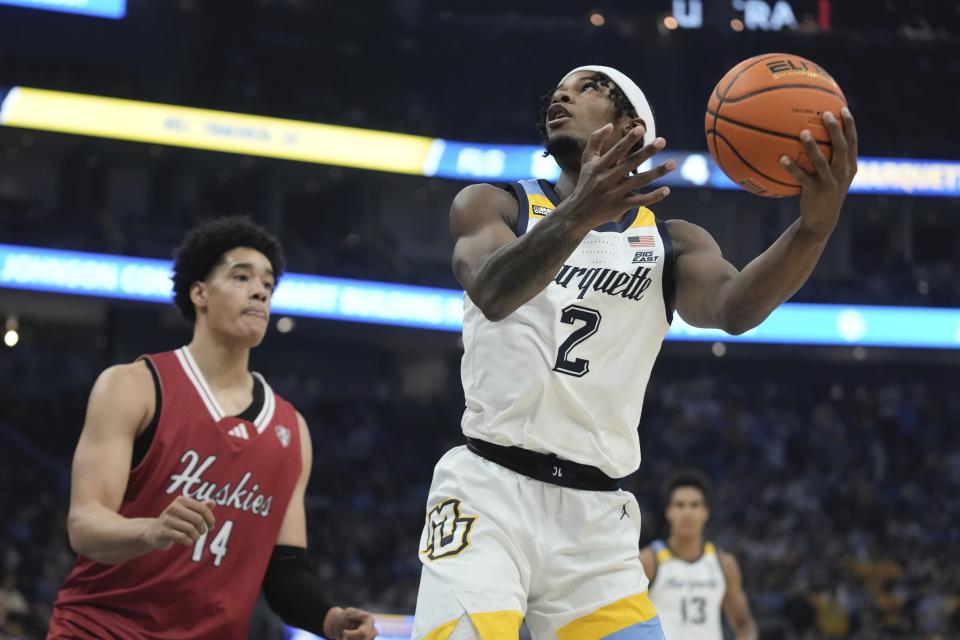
[554,264,654,301]
[227,424,250,440]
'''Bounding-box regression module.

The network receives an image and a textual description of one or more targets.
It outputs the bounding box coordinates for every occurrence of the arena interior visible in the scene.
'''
[0,1,959,639]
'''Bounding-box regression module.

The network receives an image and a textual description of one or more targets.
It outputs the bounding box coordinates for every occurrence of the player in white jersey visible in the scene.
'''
[641,471,757,640]
[413,64,858,640]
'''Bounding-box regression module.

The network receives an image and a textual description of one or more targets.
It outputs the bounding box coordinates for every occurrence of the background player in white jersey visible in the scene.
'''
[413,64,857,640]
[640,470,757,640]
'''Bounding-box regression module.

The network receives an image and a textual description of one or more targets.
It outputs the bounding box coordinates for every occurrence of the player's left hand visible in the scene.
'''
[323,606,377,640]
[780,107,858,239]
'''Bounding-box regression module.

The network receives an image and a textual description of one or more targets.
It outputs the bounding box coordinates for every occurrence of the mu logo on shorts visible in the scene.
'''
[420,498,477,561]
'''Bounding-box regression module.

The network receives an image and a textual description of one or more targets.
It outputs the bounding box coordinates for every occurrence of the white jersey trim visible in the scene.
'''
[252,372,276,434]
[175,347,226,422]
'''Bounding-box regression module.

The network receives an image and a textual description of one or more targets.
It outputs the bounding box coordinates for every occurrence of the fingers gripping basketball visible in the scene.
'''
[705,53,847,197]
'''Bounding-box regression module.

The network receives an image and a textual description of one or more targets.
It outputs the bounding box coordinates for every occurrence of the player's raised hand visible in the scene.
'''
[323,606,377,640]
[144,496,216,550]
[569,123,675,229]
[780,107,858,238]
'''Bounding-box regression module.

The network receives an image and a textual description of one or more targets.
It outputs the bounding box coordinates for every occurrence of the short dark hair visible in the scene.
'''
[537,71,640,143]
[662,469,711,506]
[171,216,285,322]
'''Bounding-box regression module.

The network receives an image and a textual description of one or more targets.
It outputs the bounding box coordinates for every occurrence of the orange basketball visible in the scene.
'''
[705,53,847,197]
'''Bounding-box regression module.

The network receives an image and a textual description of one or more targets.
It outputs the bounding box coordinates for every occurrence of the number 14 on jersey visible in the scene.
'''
[192,520,234,567]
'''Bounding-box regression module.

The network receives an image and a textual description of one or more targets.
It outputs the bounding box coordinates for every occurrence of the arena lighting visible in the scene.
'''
[2,244,959,349]
[0,0,124,18]
[4,315,18,346]
[2,87,959,197]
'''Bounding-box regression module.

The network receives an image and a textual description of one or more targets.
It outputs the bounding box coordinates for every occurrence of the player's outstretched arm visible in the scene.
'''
[719,552,758,640]
[670,110,858,335]
[67,362,216,564]
[453,124,673,321]
[263,413,377,640]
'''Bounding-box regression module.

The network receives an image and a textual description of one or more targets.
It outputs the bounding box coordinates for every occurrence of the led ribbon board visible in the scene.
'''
[1,87,958,197]
[2,244,958,348]
[0,244,463,332]
[0,0,125,18]
[0,87,435,175]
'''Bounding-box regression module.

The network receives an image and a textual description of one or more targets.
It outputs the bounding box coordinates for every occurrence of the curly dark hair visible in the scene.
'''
[171,215,285,322]
[537,71,640,143]
[662,469,712,506]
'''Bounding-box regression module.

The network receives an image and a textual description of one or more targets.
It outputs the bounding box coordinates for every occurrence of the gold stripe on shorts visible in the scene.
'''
[469,610,523,638]
[557,591,658,640]
[421,617,459,640]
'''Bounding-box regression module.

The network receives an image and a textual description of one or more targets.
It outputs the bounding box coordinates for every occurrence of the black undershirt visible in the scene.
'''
[131,359,265,469]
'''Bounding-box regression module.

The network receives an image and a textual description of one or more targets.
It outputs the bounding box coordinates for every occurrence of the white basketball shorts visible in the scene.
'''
[412,445,665,640]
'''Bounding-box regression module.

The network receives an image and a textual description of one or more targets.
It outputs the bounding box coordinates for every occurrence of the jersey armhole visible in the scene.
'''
[502,182,529,237]
[655,218,676,324]
[648,539,670,587]
[647,545,660,587]
[131,358,162,471]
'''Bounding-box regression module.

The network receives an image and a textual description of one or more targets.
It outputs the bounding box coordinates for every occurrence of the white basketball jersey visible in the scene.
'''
[460,179,675,478]
[648,540,727,640]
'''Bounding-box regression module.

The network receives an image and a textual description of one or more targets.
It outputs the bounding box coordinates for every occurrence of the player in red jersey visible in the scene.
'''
[48,217,377,640]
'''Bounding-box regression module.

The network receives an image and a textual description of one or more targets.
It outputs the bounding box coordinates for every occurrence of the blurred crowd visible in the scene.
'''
[1,341,958,639]
[632,366,960,639]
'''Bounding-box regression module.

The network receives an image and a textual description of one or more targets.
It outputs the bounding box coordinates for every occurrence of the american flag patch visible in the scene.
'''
[628,235,655,248]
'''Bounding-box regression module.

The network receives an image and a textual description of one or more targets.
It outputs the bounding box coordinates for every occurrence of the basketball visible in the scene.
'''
[705,53,847,197]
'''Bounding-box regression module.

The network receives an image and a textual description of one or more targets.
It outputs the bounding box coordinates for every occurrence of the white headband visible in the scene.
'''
[560,65,656,147]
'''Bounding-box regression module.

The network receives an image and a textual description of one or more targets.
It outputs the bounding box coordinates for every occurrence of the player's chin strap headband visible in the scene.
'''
[560,65,657,148]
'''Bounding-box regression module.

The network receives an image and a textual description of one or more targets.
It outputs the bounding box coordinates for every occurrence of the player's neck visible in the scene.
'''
[186,335,251,392]
[554,171,579,202]
[667,533,705,561]
[554,170,630,225]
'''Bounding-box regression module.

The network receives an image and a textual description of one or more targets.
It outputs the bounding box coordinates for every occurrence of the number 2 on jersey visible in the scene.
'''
[191,520,234,567]
[553,304,602,377]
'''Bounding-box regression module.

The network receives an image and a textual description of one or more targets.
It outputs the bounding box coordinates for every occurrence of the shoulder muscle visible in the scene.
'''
[719,551,743,585]
[86,361,156,439]
[664,218,723,258]
[450,183,519,239]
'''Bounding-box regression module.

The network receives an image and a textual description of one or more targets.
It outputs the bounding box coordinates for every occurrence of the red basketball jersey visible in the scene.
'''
[49,347,303,639]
